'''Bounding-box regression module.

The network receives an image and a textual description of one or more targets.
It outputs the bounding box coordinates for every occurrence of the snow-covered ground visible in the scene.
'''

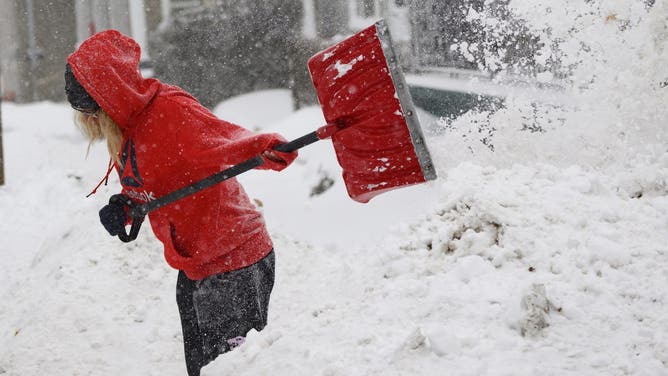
[2,1,668,375]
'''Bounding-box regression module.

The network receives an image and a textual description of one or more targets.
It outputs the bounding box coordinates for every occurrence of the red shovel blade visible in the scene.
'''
[308,20,437,203]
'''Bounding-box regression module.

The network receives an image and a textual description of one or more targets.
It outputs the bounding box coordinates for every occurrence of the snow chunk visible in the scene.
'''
[334,55,364,79]
[520,284,553,337]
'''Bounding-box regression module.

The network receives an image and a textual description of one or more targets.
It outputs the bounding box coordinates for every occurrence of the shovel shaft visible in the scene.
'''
[130,155,265,218]
[123,129,325,240]
[272,130,319,153]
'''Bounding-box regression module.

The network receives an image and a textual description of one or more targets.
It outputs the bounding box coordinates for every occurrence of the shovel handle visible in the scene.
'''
[272,122,342,153]
[117,156,264,243]
[272,131,319,153]
[129,156,265,219]
[118,157,264,242]
[117,128,333,243]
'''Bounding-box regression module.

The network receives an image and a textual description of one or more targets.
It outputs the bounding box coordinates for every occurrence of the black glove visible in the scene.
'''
[99,194,129,236]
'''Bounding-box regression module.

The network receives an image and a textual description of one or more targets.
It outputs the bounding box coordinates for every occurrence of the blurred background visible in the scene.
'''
[0,0,546,109]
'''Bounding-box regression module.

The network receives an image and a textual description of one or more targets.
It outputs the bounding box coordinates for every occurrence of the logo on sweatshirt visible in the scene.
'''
[119,139,156,203]
[125,189,157,203]
[119,139,144,188]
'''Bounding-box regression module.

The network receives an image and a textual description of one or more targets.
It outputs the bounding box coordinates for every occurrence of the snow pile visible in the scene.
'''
[207,159,668,375]
[0,103,183,375]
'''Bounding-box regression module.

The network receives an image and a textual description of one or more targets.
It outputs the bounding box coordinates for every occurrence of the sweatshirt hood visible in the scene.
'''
[66,30,160,129]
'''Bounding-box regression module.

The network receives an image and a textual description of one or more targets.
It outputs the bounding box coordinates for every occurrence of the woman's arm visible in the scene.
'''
[170,97,298,171]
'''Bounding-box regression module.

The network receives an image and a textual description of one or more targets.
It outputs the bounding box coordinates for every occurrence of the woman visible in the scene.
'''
[65,30,297,376]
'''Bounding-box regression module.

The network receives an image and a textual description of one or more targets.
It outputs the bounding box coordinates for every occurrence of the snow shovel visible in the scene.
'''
[116,19,436,243]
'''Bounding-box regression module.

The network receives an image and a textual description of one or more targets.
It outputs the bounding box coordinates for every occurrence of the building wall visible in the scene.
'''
[32,1,78,101]
[0,0,414,103]
[0,0,159,103]
[145,0,166,33]
[74,1,135,44]
[0,0,20,100]
[314,0,349,38]
[1,0,77,102]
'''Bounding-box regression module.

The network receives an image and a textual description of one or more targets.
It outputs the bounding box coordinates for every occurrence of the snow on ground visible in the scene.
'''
[1,90,667,376]
[1,2,668,375]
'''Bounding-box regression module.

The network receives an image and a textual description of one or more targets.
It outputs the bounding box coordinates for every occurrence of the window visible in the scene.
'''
[169,0,203,14]
[357,0,375,18]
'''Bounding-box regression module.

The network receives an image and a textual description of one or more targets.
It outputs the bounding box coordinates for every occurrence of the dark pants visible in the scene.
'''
[176,251,275,376]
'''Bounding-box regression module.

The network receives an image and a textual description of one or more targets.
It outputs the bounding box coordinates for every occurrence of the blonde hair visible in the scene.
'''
[75,110,123,163]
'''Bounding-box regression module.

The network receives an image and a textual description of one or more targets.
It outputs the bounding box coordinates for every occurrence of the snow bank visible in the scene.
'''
[206,158,668,376]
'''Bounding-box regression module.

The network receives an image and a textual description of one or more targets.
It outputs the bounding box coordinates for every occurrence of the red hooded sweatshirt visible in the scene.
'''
[68,30,297,280]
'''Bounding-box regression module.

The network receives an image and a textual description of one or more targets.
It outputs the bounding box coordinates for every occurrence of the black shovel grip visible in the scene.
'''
[272,131,319,153]
[118,215,144,243]
[109,194,146,243]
